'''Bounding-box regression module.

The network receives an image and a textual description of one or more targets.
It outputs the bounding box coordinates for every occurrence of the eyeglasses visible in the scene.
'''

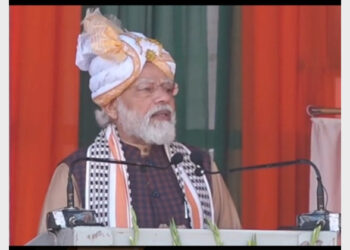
[132,79,177,98]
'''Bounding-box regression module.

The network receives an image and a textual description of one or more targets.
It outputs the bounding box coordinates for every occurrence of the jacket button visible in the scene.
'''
[151,190,160,198]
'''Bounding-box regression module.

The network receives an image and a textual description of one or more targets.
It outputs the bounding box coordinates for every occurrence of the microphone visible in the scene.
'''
[190,153,340,231]
[170,152,184,166]
[47,153,183,232]
[191,151,220,176]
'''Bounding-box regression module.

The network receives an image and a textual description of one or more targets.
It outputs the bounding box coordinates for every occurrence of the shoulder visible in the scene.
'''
[59,147,89,167]
[183,143,210,158]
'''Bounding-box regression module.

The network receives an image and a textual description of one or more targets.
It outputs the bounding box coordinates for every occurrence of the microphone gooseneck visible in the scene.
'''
[229,159,326,211]
[190,155,326,212]
[297,159,325,211]
[53,152,186,231]
[67,153,185,210]
[67,169,75,209]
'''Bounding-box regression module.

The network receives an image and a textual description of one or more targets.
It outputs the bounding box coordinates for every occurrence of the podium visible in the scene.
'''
[27,227,339,246]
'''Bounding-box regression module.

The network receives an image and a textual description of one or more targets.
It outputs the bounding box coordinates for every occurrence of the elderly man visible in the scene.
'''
[38,9,240,233]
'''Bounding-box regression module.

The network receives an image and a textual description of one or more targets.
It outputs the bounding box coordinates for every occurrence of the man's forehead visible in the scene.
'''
[134,78,174,85]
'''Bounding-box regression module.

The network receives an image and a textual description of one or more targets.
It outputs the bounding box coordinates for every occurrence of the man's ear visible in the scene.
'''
[173,83,179,96]
[103,99,118,121]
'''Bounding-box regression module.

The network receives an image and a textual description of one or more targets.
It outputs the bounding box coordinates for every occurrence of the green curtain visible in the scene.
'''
[78,5,242,214]
[219,6,242,214]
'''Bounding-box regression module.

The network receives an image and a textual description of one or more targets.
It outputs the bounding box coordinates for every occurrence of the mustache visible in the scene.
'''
[145,105,174,119]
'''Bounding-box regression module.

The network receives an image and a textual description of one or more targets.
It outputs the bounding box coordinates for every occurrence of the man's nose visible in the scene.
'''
[153,87,172,104]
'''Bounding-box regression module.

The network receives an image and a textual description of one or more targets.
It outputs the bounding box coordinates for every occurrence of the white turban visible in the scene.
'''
[75,8,176,107]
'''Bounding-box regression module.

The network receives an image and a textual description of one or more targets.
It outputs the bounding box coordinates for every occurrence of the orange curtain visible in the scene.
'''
[241,6,340,229]
[10,6,81,245]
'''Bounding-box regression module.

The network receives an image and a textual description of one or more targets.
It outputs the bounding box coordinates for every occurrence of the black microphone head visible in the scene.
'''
[194,167,205,177]
[170,153,183,165]
[190,151,203,166]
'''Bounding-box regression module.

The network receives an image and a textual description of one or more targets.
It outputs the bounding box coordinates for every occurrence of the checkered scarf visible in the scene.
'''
[85,124,214,228]
[165,142,214,229]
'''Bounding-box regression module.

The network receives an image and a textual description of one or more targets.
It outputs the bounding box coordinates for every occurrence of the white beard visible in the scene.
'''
[116,99,176,145]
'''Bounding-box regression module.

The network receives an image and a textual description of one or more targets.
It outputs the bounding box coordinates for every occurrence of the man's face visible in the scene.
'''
[119,62,178,121]
[115,62,178,145]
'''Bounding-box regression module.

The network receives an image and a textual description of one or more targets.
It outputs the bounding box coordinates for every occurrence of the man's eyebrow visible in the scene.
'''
[134,78,154,85]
